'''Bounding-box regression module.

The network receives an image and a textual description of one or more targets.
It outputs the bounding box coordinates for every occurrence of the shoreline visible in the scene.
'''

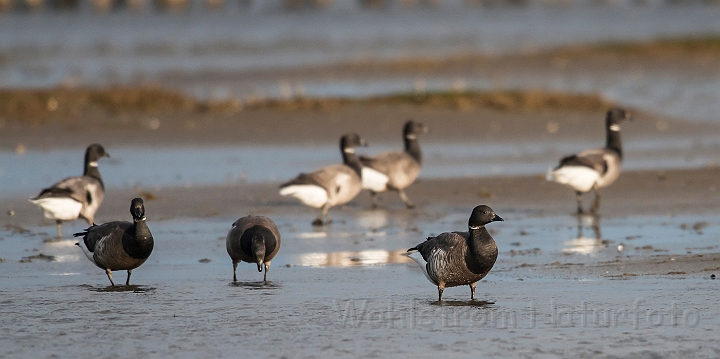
[5,166,719,227]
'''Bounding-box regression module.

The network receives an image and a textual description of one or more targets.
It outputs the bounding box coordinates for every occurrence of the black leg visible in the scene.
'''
[370,191,378,209]
[399,190,415,209]
[232,261,238,282]
[313,204,330,226]
[590,189,601,214]
[105,269,115,286]
[56,220,63,240]
[126,269,132,285]
[470,282,477,300]
[575,192,584,214]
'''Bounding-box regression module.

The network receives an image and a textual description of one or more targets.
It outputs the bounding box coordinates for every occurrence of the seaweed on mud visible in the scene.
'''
[19,253,55,262]
[0,86,613,124]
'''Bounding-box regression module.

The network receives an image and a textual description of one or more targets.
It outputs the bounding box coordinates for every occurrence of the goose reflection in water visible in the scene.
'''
[562,214,606,255]
[296,249,412,267]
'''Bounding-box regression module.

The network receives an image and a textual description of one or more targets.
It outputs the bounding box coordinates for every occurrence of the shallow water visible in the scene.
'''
[1,209,718,358]
[3,135,719,196]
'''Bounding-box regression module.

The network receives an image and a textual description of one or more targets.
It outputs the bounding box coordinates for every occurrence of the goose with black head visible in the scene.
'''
[408,205,503,302]
[74,198,154,286]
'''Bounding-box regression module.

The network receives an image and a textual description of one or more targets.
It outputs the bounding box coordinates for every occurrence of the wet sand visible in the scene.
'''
[2,46,720,358]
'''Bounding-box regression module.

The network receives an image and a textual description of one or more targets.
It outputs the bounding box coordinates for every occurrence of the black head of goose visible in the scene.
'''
[226,215,282,282]
[360,120,429,209]
[407,205,503,302]
[279,133,367,226]
[547,108,631,214]
[30,143,110,239]
[74,198,154,286]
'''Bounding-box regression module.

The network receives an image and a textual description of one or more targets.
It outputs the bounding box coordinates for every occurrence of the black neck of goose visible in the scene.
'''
[606,125,623,160]
[466,226,496,273]
[342,148,363,177]
[124,219,154,259]
[404,135,423,164]
[468,226,492,251]
[83,162,105,188]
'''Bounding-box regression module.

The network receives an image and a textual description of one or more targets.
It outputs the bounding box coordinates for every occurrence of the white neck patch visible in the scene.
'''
[343,148,355,154]
[469,225,481,230]
[609,124,621,132]
[405,134,417,140]
[89,161,99,167]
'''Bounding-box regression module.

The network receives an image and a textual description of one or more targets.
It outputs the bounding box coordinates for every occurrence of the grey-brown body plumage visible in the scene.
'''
[360,120,428,208]
[31,144,109,238]
[74,198,153,286]
[547,108,631,214]
[408,205,503,301]
[279,133,367,226]
[226,215,281,282]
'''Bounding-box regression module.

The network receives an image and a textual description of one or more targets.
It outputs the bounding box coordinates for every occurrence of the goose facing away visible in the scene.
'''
[360,120,429,209]
[407,205,503,302]
[30,144,110,239]
[279,133,367,226]
[74,198,153,286]
[547,108,631,214]
[226,215,282,282]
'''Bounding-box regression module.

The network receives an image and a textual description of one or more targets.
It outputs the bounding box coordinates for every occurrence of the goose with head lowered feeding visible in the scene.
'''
[30,143,110,239]
[360,120,429,209]
[226,215,281,283]
[74,198,154,287]
[407,205,503,302]
[547,108,632,214]
[279,133,367,226]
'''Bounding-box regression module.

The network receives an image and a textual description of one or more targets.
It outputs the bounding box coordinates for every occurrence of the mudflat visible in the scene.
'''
[1,43,720,358]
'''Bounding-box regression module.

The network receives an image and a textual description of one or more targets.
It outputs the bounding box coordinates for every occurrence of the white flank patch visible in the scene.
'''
[279,184,328,208]
[30,197,82,221]
[547,166,600,193]
[407,249,433,283]
[361,166,389,192]
[76,238,96,262]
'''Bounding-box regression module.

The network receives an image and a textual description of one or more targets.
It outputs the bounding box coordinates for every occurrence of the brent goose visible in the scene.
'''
[408,205,503,301]
[74,198,153,286]
[547,108,631,214]
[226,215,281,282]
[30,144,110,238]
[279,133,367,226]
[360,120,429,209]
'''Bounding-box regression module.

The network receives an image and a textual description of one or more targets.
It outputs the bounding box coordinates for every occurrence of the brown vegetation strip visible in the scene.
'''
[0,86,612,124]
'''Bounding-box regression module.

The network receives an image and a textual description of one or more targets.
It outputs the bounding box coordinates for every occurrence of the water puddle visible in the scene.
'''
[3,211,717,271]
[295,249,412,267]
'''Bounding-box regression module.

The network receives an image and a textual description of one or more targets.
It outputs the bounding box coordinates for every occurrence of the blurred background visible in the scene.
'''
[1,0,720,122]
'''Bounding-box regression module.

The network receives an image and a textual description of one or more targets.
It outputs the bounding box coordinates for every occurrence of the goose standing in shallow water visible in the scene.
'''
[360,120,428,209]
[74,198,154,286]
[226,215,281,282]
[279,133,367,226]
[408,205,503,302]
[30,144,110,239]
[547,108,631,214]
